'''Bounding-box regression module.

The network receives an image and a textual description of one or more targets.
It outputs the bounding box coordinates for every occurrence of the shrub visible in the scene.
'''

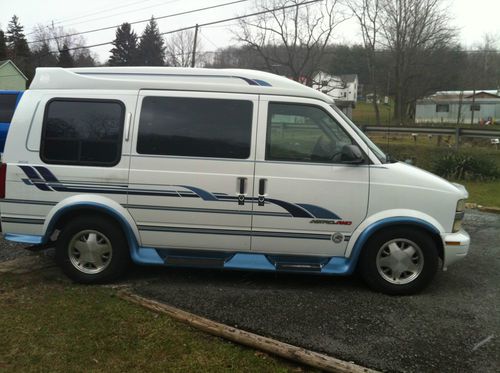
[433,153,499,181]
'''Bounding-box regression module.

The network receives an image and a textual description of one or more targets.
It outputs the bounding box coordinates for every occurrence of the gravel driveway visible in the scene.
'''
[131,210,499,373]
[2,210,498,372]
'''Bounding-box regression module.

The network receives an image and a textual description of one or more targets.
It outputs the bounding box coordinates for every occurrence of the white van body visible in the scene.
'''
[0,67,470,294]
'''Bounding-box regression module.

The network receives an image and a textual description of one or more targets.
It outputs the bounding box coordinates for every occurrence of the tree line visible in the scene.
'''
[1,0,499,124]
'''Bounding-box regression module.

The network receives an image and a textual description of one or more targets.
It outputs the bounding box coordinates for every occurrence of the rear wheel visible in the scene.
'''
[55,215,130,283]
[359,227,438,295]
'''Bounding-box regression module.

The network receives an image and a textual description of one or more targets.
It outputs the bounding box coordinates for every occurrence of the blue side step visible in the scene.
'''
[132,247,353,275]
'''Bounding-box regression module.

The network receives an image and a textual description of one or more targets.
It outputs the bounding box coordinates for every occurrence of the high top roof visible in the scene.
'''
[30,67,333,103]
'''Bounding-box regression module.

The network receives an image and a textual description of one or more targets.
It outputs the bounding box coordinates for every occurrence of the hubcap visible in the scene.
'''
[68,230,112,274]
[376,238,424,285]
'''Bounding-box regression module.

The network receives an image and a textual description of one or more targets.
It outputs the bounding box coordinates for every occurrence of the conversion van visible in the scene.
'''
[0,67,469,295]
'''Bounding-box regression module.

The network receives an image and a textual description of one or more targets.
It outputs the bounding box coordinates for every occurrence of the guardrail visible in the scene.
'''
[360,126,500,149]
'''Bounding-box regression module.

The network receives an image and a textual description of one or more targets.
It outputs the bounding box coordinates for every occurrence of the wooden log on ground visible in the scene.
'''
[118,290,379,373]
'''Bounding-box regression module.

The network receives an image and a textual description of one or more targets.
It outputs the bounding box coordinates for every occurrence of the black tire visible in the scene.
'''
[55,214,130,284]
[358,227,439,295]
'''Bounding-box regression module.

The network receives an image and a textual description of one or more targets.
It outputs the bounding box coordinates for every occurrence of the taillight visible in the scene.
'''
[0,163,7,198]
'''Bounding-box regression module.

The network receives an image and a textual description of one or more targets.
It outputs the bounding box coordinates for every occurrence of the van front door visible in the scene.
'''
[252,96,369,259]
[128,91,258,253]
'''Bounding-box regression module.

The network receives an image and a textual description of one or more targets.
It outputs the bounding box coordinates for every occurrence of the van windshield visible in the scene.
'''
[331,105,387,163]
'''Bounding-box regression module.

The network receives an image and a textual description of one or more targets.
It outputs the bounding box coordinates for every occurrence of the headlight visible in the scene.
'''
[452,199,466,232]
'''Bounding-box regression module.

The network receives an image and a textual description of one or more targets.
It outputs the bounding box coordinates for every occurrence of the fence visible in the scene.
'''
[361,126,500,150]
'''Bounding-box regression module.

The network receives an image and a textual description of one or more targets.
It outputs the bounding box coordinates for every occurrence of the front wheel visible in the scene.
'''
[358,227,439,295]
[55,215,130,284]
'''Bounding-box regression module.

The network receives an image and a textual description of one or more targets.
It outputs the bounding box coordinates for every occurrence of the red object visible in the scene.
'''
[0,163,7,198]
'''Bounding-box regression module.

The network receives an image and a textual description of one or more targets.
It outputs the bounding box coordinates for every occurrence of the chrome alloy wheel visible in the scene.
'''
[376,238,424,285]
[68,230,113,274]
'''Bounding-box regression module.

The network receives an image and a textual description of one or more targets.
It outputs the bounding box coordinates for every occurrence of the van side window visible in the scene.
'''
[266,103,353,163]
[40,99,125,166]
[137,97,253,159]
[0,94,18,123]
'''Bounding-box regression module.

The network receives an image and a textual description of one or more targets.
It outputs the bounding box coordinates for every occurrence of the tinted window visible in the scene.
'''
[41,99,124,166]
[266,103,353,163]
[0,94,18,123]
[137,97,253,159]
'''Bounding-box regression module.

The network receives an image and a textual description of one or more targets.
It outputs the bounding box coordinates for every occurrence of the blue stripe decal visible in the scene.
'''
[138,225,332,240]
[253,79,272,87]
[297,204,341,220]
[267,198,314,218]
[34,166,59,182]
[17,165,342,221]
[179,185,218,201]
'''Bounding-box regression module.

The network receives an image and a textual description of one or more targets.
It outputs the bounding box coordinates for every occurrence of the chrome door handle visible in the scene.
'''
[258,179,267,206]
[237,177,246,205]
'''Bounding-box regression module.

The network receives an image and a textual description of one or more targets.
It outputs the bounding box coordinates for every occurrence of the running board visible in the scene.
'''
[276,263,323,272]
[131,247,354,275]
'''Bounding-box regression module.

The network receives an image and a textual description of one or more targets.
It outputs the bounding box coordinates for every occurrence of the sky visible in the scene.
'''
[0,0,499,64]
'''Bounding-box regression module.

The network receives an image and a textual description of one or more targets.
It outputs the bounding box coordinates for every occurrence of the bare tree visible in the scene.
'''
[30,24,97,67]
[347,0,382,124]
[379,0,456,123]
[235,0,347,85]
[165,29,203,67]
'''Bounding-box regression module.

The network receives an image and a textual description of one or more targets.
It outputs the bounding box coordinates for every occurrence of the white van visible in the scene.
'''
[0,67,469,294]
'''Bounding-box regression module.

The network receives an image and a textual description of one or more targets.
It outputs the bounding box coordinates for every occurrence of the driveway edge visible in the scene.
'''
[118,290,379,373]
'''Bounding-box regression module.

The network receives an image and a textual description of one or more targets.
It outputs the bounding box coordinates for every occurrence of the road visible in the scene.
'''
[1,210,498,372]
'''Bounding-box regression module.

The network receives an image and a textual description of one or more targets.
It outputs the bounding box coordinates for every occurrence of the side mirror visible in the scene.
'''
[341,144,365,164]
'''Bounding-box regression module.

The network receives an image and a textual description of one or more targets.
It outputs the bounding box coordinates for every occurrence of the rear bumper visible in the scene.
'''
[441,229,470,268]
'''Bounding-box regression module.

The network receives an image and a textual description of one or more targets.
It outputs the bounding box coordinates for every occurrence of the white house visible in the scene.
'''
[415,90,500,124]
[312,72,358,117]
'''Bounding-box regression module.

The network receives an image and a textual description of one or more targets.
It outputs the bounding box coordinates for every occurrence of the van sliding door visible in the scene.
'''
[127,90,258,252]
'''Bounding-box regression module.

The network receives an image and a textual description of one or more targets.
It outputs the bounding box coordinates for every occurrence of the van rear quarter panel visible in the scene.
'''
[1,90,138,237]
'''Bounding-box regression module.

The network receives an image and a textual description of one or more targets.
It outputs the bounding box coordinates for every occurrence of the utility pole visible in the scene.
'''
[191,24,199,68]
[470,88,476,125]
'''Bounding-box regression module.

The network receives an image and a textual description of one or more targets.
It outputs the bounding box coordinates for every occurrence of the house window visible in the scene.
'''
[470,104,480,111]
[436,104,449,112]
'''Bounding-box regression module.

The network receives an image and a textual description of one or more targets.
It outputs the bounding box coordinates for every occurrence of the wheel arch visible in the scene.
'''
[42,195,141,252]
[345,216,444,274]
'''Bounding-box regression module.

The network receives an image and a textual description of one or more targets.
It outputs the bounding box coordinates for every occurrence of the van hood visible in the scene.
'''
[383,162,468,199]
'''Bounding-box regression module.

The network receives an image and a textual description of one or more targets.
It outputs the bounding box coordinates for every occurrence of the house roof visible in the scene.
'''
[0,59,28,81]
[339,74,357,83]
[465,91,500,99]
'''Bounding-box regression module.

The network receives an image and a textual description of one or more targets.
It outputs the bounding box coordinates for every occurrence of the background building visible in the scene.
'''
[312,72,358,118]
[415,90,500,124]
[0,60,27,90]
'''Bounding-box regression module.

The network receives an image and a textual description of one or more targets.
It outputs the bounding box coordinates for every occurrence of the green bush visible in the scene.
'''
[433,153,499,181]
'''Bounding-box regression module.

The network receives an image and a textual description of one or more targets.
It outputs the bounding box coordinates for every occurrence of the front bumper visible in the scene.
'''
[441,229,470,269]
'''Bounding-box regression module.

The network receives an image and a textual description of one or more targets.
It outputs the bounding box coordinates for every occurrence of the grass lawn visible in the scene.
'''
[0,270,308,373]
[461,181,500,207]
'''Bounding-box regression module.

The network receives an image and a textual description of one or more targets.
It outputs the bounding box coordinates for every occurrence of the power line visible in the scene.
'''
[51,0,160,26]
[159,0,322,36]
[28,0,249,45]
[40,0,322,55]
[25,0,163,36]
[54,0,183,30]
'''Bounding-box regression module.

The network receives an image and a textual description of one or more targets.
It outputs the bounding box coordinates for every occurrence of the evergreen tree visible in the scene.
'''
[32,42,58,67]
[109,23,138,66]
[58,43,74,67]
[6,15,32,76]
[138,17,165,66]
[0,30,7,60]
